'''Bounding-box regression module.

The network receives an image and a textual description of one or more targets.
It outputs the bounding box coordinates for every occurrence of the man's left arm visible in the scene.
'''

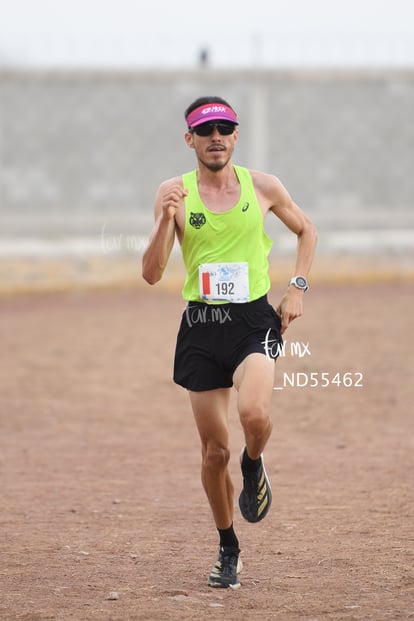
[269,178,318,334]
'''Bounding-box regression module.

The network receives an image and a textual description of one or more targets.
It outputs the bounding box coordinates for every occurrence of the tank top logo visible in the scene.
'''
[189,212,206,229]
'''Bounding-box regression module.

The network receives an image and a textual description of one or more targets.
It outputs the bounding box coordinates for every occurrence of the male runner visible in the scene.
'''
[142,96,317,589]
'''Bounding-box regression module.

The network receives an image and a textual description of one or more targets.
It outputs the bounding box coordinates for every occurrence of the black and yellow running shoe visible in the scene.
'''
[207,545,242,589]
[239,449,272,523]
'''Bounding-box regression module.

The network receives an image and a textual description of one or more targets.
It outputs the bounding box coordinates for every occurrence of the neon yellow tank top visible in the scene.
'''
[181,165,273,303]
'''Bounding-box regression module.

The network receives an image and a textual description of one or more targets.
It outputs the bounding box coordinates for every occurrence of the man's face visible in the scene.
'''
[185,122,238,172]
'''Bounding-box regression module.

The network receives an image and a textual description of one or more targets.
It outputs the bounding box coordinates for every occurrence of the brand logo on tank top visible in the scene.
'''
[189,212,206,229]
[242,202,250,212]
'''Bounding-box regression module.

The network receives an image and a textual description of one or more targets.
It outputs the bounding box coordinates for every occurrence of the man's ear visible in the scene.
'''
[185,131,195,149]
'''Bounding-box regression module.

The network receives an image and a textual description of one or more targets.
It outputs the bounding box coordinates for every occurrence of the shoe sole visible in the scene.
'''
[239,449,272,523]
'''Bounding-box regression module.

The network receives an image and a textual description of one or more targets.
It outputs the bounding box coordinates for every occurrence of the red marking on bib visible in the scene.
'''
[201,272,211,295]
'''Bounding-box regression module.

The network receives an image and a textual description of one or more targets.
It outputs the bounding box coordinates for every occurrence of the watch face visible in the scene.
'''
[296,277,307,288]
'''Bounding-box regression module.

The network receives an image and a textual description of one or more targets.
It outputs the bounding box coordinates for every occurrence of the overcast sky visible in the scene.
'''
[0,0,413,68]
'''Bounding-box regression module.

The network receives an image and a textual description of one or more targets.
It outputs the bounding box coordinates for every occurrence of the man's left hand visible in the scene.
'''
[276,288,304,335]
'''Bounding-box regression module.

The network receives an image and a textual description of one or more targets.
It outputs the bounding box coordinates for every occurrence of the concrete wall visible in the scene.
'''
[0,68,413,241]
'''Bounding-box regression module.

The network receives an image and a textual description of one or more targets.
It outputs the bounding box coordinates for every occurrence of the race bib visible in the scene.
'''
[198,262,250,303]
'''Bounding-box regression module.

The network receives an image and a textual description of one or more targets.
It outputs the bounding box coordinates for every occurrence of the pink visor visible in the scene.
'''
[186,103,238,128]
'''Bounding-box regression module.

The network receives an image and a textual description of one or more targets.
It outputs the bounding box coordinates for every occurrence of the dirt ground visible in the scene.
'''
[1,280,413,621]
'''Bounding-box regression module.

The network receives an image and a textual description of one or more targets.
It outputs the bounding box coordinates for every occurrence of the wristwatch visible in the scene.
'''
[288,276,309,292]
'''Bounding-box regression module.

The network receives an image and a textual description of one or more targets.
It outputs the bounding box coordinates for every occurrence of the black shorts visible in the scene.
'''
[173,295,283,392]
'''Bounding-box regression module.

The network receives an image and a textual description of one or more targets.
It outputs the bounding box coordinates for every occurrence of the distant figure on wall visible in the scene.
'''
[198,48,209,68]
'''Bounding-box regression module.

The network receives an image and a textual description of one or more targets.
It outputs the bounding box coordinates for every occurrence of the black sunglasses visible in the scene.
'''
[190,122,236,137]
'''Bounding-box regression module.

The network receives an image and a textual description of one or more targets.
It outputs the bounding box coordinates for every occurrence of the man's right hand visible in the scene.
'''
[161,186,188,220]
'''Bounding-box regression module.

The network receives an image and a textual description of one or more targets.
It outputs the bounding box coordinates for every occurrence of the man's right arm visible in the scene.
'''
[141,181,187,285]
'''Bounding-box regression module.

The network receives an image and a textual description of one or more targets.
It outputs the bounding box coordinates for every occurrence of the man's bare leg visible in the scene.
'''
[233,353,275,522]
[189,387,233,529]
[189,387,241,589]
[233,352,275,458]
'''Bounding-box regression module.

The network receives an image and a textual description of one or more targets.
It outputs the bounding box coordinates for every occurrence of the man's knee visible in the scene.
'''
[239,402,272,438]
[202,443,230,472]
